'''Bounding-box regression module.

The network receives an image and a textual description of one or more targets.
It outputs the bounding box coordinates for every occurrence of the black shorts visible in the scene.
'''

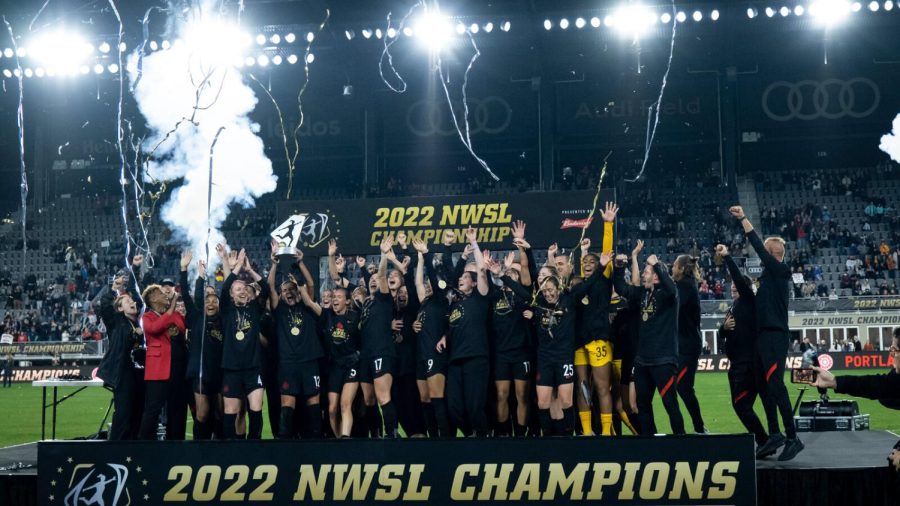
[494,358,531,382]
[279,361,321,397]
[536,360,575,388]
[358,355,395,383]
[222,368,264,399]
[191,377,222,396]
[327,364,360,394]
[416,355,448,381]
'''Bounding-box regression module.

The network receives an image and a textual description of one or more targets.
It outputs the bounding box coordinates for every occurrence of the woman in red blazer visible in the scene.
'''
[137,284,186,440]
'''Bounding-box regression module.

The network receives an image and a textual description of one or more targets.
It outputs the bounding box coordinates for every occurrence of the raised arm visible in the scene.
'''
[377,235,393,294]
[730,206,789,275]
[613,255,640,301]
[412,238,429,304]
[719,245,754,300]
[510,220,534,287]
[267,255,280,311]
[487,256,532,301]
[193,262,207,316]
[298,281,323,316]
[467,227,490,296]
[600,202,618,279]
[630,239,644,286]
[295,249,315,300]
[648,254,677,297]
[570,252,610,298]
[327,239,346,288]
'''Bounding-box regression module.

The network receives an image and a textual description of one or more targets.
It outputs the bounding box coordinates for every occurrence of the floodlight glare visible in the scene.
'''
[543,19,552,30]
[184,20,250,66]
[287,54,298,64]
[501,21,512,31]
[272,55,283,65]
[35,67,45,77]
[307,32,315,42]
[270,34,281,44]
[780,6,790,16]
[851,1,862,11]
[2,69,11,78]
[79,65,89,75]
[795,5,806,15]
[306,53,315,63]
[257,55,269,66]
[810,0,852,25]
[244,56,255,66]
[3,48,12,58]
[161,40,171,49]
[470,23,479,33]
[107,63,119,73]
[766,7,776,17]
[414,14,453,51]
[711,10,720,20]
[660,12,672,23]
[149,40,158,50]
[16,47,26,57]
[559,18,570,29]
[403,26,414,36]
[590,17,601,27]
[285,33,296,43]
[575,17,586,28]
[256,34,266,45]
[375,28,383,39]
[868,0,880,9]
[99,41,111,53]
[886,1,895,11]
[613,4,657,37]
[24,68,33,78]
[28,30,92,75]
[747,7,759,18]
[93,64,104,74]
[387,27,397,38]
[361,29,372,39]
[484,22,494,32]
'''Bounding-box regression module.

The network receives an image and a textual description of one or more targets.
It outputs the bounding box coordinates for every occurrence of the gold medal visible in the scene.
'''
[236,331,245,341]
[642,312,649,322]
[291,327,300,336]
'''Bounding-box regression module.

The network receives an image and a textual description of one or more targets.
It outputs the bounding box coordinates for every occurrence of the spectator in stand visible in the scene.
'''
[2,353,13,387]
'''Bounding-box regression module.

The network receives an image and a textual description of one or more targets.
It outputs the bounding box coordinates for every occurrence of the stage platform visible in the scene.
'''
[1,432,898,505]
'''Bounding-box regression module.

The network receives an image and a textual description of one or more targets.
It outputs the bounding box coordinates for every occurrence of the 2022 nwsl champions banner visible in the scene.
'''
[39,436,755,505]
[275,190,616,256]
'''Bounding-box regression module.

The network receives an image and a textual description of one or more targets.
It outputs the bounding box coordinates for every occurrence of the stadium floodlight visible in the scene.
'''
[24,68,33,78]
[387,27,397,38]
[119,42,127,52]
[403,26,414,37]
[79,65,89,74]
[543,19,552,30]
[501,20,511,31]
[270,34,281,44]
[307,32,315,42]
[456,23,467,34]
[107,63,119,73]
[851,1,863,11]
[306,53,315,63]
[99,41,111,53]
[559,18,570,29]
[345,29,356,40]
[693,10,703,21]
[868,0,880,9]
[795,5,806,15]
[886,1,895,11]
[285,32,296,43]
[748,7,759,18]
[810,0,852,25]
[184,20,250,66]
[28,30,92,75]
[711,9,720,20]
[16,47,26,57]
[244,56,255,66]
[375,28,383,39]
[575,17,586,28]
[780,6,791,16]
[676,11,687,22]
[3,48,12,58]
[766,7,776,17]
[660,12,672,23]
[612,4,657,37]
[35,67,45,77]
[93,63,104,74]
[149,40,158,50]
[469,23,479,33]
[161,40,171,49]
[590,17,601,27]
[287,54,298,64]
[361,29,372,39]
[255,34,266,45]
[272,54,282,65]
[414,14,453,51]
[257,55,269,66]
[484,22,494,32]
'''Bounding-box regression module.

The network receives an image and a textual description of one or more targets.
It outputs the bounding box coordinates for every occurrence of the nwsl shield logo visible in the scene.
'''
[64,463,130,506]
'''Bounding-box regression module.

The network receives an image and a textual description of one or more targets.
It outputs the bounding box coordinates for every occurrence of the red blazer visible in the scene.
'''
[141,311,186,381]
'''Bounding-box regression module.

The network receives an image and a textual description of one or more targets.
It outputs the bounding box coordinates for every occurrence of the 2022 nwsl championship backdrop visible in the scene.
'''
[0,1,899,505]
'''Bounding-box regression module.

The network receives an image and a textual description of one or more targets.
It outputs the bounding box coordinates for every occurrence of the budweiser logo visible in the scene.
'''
[561,217,593,229]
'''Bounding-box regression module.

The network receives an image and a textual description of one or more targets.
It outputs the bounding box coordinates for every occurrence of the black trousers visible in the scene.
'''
[109,368,144,440]
[264,359,281,439]
[138,380,169,440]
[165,377,190,440]
[728,360,767,444]
[447,356,489,436]
[757,331,797,438]
[392,372,426,437]
[633,362,685,435]
[676,354,705,433]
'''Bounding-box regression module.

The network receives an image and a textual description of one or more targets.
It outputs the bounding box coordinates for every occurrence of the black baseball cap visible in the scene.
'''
[160,278,176,286]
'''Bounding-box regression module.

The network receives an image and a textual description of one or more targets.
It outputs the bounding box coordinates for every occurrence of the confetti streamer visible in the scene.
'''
[131,5,169,93]
[435,32,500,181]
[198,126,225,393]
[3,17,28,271]
[627,0,677,183]
[379,1,422,93]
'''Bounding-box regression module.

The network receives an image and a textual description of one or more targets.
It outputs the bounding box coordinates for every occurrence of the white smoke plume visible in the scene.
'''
[127,3,276,266]
[880,115,900,163]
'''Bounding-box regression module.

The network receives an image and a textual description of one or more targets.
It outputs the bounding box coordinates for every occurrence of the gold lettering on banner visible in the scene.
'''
[668,462,708,500]
[332,464,378,501]
[639,462,670,500]
[294,464,331,501]
[587,463,622,500]
[402,465,431,501]
[542,463,588,501]
[477,463,514,501]
[451,464,480,501]
[617,462,642,500]
[708,461,740,499]
[508,463,542,501]
[374,465,404,501]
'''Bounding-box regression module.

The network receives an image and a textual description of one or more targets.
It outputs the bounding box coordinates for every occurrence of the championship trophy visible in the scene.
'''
[270,214,307,282]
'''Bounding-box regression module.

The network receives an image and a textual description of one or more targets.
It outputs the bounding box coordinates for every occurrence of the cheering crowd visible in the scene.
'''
[96,204,807,461]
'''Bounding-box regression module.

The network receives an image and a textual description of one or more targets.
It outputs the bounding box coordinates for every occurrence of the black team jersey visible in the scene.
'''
[447,290,490,362]
[417,296,448,361]
[746,230,791,332]
[721,255,757,364]
[182,271,223,384]
[320,309,360,367]
[613,264,679,367]
[220,273,268,370]
[274,302,323,364]
[676,279,702,357]
[575,273,613,347]
[487,284,529,362]
[609,296,637,365]
[360,291,397,358]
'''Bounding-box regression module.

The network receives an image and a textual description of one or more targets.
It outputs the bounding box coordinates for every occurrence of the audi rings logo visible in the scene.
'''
[406,97,512,137]
[761,78,880,122]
